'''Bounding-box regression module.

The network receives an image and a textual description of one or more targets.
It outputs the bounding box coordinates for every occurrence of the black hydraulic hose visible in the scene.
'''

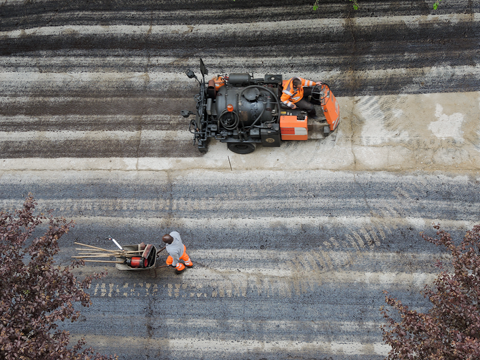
[219,110,239,130]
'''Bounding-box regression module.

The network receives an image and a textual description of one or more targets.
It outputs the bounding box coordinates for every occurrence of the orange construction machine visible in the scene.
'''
[181,59,340,154]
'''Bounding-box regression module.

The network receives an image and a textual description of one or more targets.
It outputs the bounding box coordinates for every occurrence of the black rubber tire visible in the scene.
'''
[227,142,256,154]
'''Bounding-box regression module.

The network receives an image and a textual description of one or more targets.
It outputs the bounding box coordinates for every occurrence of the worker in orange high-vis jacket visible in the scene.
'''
[162,231,193,274]
[281,77,322,119]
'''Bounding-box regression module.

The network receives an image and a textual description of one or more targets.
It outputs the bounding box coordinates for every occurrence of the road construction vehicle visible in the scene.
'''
[181,59,340,154]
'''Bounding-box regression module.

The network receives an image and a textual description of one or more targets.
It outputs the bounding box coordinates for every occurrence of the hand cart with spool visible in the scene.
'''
[72,237,168,271]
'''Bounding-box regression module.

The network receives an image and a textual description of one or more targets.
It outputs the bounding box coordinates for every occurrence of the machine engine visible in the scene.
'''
[182,59,340,154]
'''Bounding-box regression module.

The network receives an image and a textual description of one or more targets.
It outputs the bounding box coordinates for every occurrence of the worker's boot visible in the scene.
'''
[175,263,186,275]
[184,259,193,268]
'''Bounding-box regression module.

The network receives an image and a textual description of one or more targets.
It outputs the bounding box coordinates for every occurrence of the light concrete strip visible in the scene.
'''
[70,315,387,334]
[179,268,439,286]
[0,72,186,88]
[0,167,475,182]
[1,56,477,79]
[73,334,390,356]
[0,130,192,141]
[1,65,479,92]
[131,318,386,333]
[160,318,385,332]
[0,157,232,171]
[0,92,478,172]
[184,249,436,260]
[2,13,478,38]
[0,114,181,124]
[0,158,143,171]
[75,268,439,300]
[0,210,461,239]
[71,250,450,270]
[4,211,473,232]
[78,215,480,231]
[169,249,451,263]
[0,145,477,173]
[0,55,343,68]
[78,267,442,291]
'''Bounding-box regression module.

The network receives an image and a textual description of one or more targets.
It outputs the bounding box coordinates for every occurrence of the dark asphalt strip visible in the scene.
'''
[2,21,478,60]
[0,0,475,30]
[0,97,195,116]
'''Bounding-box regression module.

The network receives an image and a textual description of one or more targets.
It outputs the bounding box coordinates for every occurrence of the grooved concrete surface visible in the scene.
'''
[1,0,480,359]
[1,170,479,359]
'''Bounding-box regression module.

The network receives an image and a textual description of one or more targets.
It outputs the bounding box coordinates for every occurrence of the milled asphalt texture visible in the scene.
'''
[1,0,480,359]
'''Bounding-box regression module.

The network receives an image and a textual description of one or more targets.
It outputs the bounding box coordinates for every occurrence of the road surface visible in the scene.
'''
[1,0,479,358]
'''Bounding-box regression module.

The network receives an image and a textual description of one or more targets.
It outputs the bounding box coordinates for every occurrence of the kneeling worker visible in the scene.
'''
[281,77,322,119]
[162,231,193,274]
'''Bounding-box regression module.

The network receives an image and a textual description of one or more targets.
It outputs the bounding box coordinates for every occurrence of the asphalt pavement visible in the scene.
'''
[1,170,479,359]
[1,0,480,359]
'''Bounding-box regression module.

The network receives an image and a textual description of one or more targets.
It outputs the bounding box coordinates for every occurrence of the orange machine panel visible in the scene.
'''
[280,115,308,140]
[320,86,340,131]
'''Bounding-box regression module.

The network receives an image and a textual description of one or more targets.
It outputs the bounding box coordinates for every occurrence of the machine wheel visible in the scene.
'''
[227,143,256,154]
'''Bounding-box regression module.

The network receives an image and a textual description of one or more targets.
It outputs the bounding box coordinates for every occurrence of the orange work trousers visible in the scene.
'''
[166,245,192,271]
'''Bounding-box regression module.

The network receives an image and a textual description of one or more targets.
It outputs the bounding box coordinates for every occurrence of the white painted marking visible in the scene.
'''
[429,104,464,141]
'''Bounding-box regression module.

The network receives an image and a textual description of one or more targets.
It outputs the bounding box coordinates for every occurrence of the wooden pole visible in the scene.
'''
[75,251,141,256]
[73,254,142,259]
[82,260,125,264]
[74,242,118,252]
[73,255,119,259]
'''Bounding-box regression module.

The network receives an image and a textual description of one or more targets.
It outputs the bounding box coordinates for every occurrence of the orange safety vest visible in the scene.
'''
[281,77,315,108]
